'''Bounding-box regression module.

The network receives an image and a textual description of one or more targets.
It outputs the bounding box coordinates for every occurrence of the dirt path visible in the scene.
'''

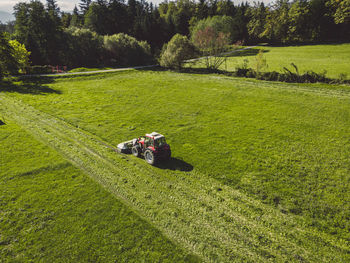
[0,94,347,262]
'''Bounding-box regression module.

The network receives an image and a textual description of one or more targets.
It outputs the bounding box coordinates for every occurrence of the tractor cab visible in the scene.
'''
[131,132,171,165]
[138,133,167,149]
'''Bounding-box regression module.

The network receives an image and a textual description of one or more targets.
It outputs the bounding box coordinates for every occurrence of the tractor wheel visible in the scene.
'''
[132,146,141,157]
[144,149,156,165]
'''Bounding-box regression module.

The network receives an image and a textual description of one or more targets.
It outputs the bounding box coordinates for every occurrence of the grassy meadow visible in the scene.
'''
[1,63,350,261]
[207,44,350,79]
[0,120,198,262]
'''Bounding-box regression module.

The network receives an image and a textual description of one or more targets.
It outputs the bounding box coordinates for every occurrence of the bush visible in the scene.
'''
[103,33,152,67]
[233,63,346,84]
[159,34,196,69]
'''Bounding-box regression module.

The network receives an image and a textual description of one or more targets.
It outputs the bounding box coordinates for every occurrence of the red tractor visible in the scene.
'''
[117,132,171,165]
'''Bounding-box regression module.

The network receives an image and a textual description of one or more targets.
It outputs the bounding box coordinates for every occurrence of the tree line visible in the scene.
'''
[0,0,349,69]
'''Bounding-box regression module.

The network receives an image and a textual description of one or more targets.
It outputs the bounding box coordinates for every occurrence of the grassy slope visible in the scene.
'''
[1,87,349,262]
[218,44,350,79]
[1,70,350,260]
[0,121,198,262]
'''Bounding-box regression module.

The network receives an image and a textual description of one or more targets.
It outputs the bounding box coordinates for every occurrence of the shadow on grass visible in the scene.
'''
[137,66,231,76]
[155,157,193,172]
[223,48,269,58]
[0,77,61,95]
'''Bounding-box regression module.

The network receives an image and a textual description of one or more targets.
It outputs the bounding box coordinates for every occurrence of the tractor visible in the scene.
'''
[117,132,171,165]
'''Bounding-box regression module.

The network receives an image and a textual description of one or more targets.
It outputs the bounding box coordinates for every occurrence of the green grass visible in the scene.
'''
[0,120,198,262]
[1,69,350,261]
[212,44,350,79]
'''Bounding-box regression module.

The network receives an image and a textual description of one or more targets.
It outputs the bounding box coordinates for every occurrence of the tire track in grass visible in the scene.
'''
[1,94,348,262]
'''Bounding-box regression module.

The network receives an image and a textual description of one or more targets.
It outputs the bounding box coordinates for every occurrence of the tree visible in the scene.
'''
[287,0,311,42]
[327,0,350,24]
[191,15,237,43]
[62,27,103,67]
[84,2,109,35]
[107,0,129,35]
[79,0,92,14]
[61,12,72,28]
[217,0,235,16]
[191,16,238,70]
[70,5,83,27]
[103,33,152,66]
[46,0,63,65]
[0,21,15,34]
[159,34,196,69]
[0,32,18,80]
[192,25,230,70]
[260,0,290,43]
[246,3,267,42]
[14,1,50,65]
[9,40,31,73]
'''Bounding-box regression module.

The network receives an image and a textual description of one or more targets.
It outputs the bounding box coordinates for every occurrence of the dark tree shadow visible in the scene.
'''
[0,120,5,125]
[222,48,269,58]
[0,76,60,95]
[137,65,231,76]
[136,65,165,72]
[155,157,193,172]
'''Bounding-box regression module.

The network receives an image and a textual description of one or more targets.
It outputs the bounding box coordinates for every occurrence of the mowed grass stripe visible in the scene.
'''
[0,122,197,262]
[1,94,348,262]
[1,95,260,261]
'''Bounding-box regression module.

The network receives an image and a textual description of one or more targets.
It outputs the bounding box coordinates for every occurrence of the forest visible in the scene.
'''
[0,0,349,69]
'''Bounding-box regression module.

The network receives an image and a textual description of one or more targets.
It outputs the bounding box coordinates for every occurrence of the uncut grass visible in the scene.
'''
[214,44,350,79]
[1,94,348,262]
[0,121,198,262]
[3,70,350,243]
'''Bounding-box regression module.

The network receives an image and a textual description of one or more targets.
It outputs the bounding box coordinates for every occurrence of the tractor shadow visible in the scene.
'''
[155,157,193,172]
[0,77,60,95]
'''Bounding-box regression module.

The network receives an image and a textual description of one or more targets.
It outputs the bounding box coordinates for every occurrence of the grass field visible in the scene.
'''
[205,44,350,79]
[1,68,350,261]
[0,120,198,262]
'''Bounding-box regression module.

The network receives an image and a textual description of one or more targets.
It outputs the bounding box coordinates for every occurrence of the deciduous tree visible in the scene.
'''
[159,34,195,69]
[9,39,31,73]
[0,32,18,79]
[192,25,230,70]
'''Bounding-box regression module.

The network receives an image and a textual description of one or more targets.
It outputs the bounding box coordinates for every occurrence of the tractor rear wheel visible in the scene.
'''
[144,149,156,165]
[132,146,141,157]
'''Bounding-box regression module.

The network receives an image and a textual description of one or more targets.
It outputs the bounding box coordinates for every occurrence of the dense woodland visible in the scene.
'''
[0,0,349,68]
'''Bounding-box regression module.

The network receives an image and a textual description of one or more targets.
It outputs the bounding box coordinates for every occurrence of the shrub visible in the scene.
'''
[254,49,268,73]
[233,63,343,84]
[103,33,152,67]
[159,34,196,69]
